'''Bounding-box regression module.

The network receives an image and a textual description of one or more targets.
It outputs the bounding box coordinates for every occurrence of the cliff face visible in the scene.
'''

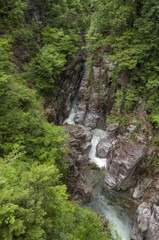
[69,52,116,130]
[64,124,92,204]
[5,1,159,238]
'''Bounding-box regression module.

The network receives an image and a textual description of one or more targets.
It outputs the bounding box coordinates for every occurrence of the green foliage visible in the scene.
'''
[107,115,128,127]
[0,149,112,240]
[153,137,159,146]
[124,84,139,112]
[112,90,123,114]
[0,0,27,30]
[43,27,78,56]
[0,0,91,89]
[0,37,13,73]
[26,25,81,94]
[107,115,120,124]
[87,0,159,124]
[0,2,112,240]
[149,115,159,129]
[147,154,159,168]
[0,157,59,239]
[27,44,66,93]
[18,0,90,94]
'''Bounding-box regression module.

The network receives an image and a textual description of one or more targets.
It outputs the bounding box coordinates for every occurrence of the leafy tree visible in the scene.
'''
[0,149,112,240]
[87,0,159,121]
[0,1,113,240]
[27,44,66,93]
[0,0,26,30]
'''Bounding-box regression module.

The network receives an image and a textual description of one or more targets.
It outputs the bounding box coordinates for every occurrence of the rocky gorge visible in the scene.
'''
[2,1,159,239]
[61,57,159,240]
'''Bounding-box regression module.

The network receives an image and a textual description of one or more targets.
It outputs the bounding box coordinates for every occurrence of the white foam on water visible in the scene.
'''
[63,107,76,125]
[89,129,107,168]
[63,99,77,125]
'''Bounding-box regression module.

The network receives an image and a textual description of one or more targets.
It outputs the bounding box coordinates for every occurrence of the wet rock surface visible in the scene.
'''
[105,134,146,190]
[131,195,159,240]
[75,64,111,129]
[96,123,119,158]
[64,124,93,203]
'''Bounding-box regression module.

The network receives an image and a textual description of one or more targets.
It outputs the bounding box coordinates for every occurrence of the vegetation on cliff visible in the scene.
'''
[2,0,159,238]
[87,0,159,129]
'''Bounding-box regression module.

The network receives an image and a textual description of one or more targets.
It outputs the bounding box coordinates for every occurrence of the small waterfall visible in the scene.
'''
[63,96,77,125]
[89,129,107,168]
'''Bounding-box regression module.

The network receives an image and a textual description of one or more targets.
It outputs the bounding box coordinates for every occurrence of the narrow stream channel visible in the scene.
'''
[63,77,134,240]
[85,168,134,240]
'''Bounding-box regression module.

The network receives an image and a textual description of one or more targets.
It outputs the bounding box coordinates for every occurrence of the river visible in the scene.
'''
[63,82,135,240]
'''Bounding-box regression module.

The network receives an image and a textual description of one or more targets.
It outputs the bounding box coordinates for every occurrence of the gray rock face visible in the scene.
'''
[105,137,146,190]
[93,65,108,82]
[96,123,119,158]
[133,178,153,199]
[65,125,93,203]
[66,124,92,157]
[75,78,101,129]
[96,138,111,158]
[75,76,88,125]
[131,196,159,240]
[75,103,87,125]
[75,65,108,129]
[155,180,159,190]
[85,112,100,129]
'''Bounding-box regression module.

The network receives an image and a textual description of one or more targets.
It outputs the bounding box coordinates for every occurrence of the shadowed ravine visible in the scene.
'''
[63,80,135,240]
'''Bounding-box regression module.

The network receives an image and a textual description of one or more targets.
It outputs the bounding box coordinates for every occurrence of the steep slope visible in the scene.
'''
[0,1,112,240]
[83,1,159,239]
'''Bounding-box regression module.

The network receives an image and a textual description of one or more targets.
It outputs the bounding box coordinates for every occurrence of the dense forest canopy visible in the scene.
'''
[1,0,159,239]
[87,0,159,127]
[0,0,112,239]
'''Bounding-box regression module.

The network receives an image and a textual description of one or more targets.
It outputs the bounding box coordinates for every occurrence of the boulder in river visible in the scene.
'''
[96,123,119,158]
[65,124,92,157]
[105,136,146,190]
